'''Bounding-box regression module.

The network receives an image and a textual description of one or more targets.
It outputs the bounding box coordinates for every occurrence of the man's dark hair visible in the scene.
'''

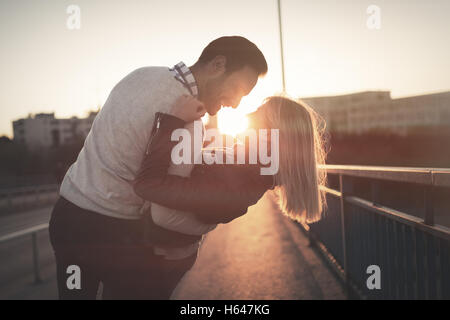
[197,36,268,76]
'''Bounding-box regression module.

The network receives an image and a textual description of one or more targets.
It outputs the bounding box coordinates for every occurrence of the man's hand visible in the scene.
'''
[170,95,206,122]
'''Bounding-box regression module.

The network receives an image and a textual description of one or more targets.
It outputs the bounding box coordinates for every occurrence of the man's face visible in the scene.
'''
[202,66,259,115]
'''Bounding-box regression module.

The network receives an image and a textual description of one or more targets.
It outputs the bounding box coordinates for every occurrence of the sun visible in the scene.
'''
[217,108,249,136]
[215,81,271,136]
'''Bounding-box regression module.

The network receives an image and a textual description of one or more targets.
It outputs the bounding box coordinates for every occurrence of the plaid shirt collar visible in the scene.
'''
[169,61,199,97]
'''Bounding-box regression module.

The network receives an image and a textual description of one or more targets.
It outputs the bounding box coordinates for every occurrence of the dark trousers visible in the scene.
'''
[49,197,197,300]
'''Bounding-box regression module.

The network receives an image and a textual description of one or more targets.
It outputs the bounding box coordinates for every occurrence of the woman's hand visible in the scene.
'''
[170,94,206,122]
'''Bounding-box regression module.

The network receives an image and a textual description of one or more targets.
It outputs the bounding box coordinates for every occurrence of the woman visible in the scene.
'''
[133,95,328,261]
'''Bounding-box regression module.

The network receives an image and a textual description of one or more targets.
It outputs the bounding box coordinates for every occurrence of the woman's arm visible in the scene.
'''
[133,112,267,224]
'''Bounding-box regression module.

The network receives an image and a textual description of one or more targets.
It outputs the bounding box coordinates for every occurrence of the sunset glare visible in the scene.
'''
[217,108,249,136]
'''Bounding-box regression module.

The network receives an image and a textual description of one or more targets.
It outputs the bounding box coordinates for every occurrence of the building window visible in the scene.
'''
[51,129,60,147]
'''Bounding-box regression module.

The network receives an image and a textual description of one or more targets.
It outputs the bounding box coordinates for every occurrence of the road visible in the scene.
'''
[0,207,56,300]
[0,194,346,300]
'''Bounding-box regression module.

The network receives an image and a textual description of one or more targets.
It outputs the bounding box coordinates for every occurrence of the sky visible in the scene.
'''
[0,0,449,137]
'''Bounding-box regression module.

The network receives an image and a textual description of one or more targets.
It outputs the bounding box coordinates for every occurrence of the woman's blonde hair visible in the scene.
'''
[260,95,328,223]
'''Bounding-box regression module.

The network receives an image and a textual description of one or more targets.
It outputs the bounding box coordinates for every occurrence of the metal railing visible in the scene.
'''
[300,165,450,299]
[0,223,49,284]
[0,184,59,213]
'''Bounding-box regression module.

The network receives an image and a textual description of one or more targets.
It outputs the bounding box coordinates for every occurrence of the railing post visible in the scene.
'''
[32,233,42,284]
[339,174,350,295]
[424,185,434,226]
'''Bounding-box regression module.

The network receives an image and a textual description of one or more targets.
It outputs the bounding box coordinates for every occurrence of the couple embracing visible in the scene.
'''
[49,36,327,300]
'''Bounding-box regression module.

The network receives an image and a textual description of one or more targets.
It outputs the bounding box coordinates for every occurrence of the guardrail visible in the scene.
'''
[0,184,59,213]
[300,165,450,300]
[0,223,49,284]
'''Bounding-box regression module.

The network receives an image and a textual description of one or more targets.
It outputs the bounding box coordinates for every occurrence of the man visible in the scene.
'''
[49,36,268,299]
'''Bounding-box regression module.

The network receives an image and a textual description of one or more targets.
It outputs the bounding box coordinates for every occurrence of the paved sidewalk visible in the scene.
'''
[172,193,346,299]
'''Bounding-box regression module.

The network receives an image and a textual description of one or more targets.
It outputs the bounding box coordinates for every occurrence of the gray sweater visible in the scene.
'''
[60,66,216,259]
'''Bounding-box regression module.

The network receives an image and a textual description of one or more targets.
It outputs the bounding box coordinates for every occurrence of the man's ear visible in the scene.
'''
[210,55,226,76]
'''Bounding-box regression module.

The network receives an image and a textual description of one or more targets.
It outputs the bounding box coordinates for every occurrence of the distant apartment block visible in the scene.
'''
[13,112,98,150]
[302,91,450,135]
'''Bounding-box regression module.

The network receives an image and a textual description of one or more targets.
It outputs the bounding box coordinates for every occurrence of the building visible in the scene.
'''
[13,112,98,150]
[302,91,450,135]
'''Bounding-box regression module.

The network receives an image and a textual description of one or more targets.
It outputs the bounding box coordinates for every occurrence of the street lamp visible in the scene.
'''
[277,0,286,93]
